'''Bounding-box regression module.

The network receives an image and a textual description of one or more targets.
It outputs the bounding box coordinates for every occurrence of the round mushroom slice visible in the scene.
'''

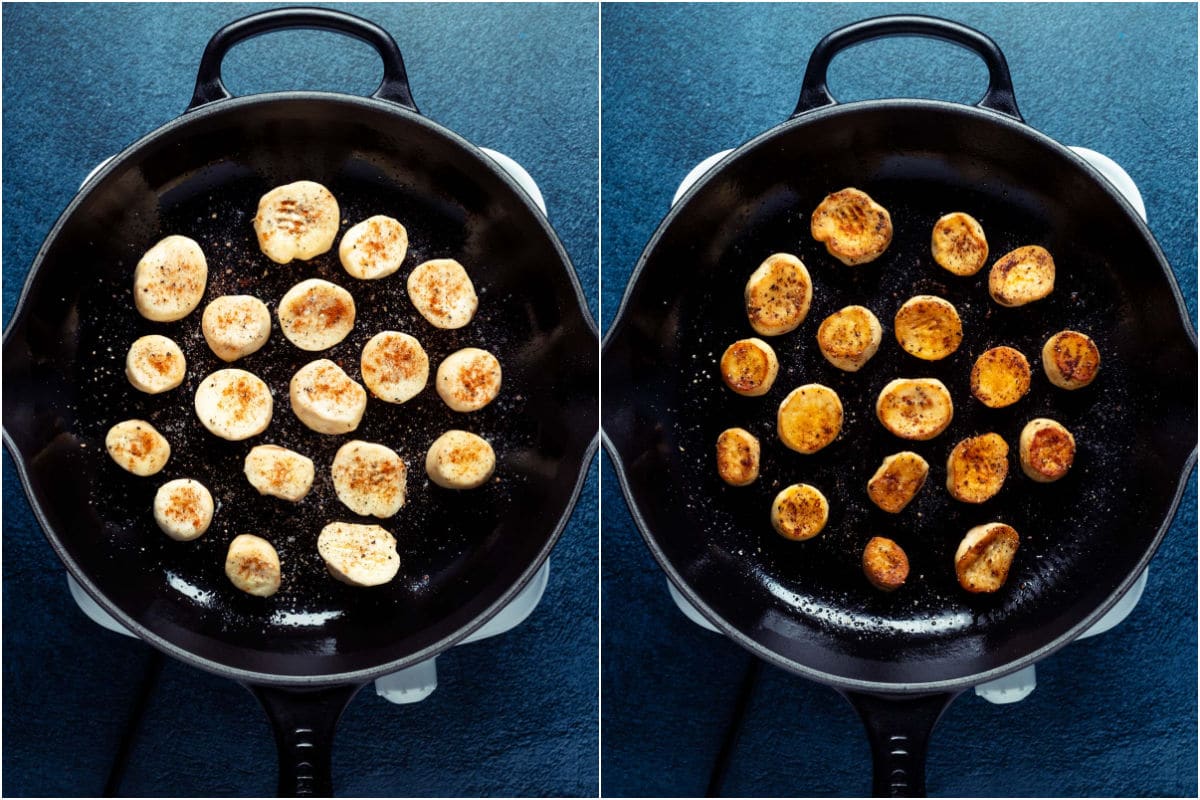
[224,534,282,597]
[105,419,170,476]
[771,483,829,541]
[194,368,274,441]
[894,295,963,361]
[931,212,988,276]
[862,536,909,592]
[955,522,1020,594]
[243,444,315,502]
[408,258,479,329]
[133,235,207,322]
[1020,418,1076,483]
[989,245,1055,307]
[810,187,893,265]
[201,295,272,362]
[289,359,367,435]
[360,331,429,404]
[970,346,1031,408]
[436,348,502,412]
[153,478,214,541]
[867,451,930,514]
[876,378,954,441]
[744,253,812,337]
[777,384,843,454]
[125,334,186,394]
[331,440,407,518]
[277,278,356,351]
[339,215,409,280]
[253,180,340,264]
[715,427,760,487]
[426,430,496,489]
[719,338,779,396]
[318,522,401,587]
[816,305,883,372]
[946,433,1009,503]
[1042,330,1101,390]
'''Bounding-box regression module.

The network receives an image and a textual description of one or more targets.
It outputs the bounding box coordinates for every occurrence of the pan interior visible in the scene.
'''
[4,96,596,680]
[605,102,1196,687]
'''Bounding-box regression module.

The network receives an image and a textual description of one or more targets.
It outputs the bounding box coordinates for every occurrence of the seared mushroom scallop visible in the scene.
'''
[744,253,813,336]
[956,523,1019,593]
[1042,330,1100,390]
[970,346,1031,408]
[816,306,883,372]
[989,245,1055,307]
[867,452,930,513]
[720,338,779,396]
[771,483,829,541]
[777,384,843,454]
[875,378,954,441]
[1019,418,1076,482]
[894,295,963,361]
[931,212,988,276]
[810,188,893,265]
[945,433,1009,503]
[715,427,760,487]
[863,537,909,592]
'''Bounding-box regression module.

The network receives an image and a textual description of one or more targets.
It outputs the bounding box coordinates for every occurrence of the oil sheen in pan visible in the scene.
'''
[73,165,535,635]
[666,177,1134,644]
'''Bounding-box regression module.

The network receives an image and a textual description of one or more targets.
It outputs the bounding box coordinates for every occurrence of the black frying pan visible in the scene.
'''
[602,16,1196,796]
[2,8,597,796]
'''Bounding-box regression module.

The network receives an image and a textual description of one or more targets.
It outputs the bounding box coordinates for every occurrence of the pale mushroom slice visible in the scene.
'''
[425,430,496,489]
[989,245,1055,307]
[339,215,409,280]
[863,536,909,592]
[105,419,170,476]
[133,235,207,322]
[407,258,479,329]
[318,522,401,587]
[436,348,502,412]
[153,478,214,541]
[1042,330,1101,390]
[719,338,779,396]
[715,427,760,487]
[277,278,356,351]
[125,334,186,394]
[875,378,954,441]
[243,445,315,502]
[931,212,989,276]
[194,368,274,441]
[331,440,407,518]
[771,483,829,541]
[955,522,1020,593]
[225,534,282,597]
[810,187,893,265]
[867,451,930,513]
[894,295,963,361]
[289,359,367,435]
[1019,418,1076,483]
[777,384,843,454]
[253,180,340,264]
[970,346,1031,408]
[744,253,812,336]
[360,331,429,404]
[945,432,1009,504]
[201,295,272,362]
[816,305,883,372]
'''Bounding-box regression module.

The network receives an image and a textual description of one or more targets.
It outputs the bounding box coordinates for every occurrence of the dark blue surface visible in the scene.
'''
[601,3,1196,797]
[3,3,597,796]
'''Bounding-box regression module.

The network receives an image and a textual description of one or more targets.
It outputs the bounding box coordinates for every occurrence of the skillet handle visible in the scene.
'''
[187,7,418,113]
[248,682,364,797]
[793,15,1022,122]
[840,689,961,797]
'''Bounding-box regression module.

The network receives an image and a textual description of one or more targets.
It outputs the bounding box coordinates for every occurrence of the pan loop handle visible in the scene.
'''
[793,15,1023,122]
[187,6,418,113]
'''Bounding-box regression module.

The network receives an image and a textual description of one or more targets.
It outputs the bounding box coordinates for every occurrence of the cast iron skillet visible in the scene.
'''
[2,8,597,796]
[602,15,1196,797]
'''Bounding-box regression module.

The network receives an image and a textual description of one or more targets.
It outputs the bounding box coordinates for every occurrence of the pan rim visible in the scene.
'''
[3,88,600,686]
[600,96,1198,693]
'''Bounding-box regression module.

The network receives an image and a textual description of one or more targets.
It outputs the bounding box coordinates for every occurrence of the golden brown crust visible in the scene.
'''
[894,295,963,361]
[955,523,1020,593]
[719,338,779,396]
[744,253,813,336]
[931,212,989,276]
[816,305,883,372]
[988,245,1055,307]
[970,346,1031,408]
[1042,330,1101,389]
[875,378,954,441]
[771,483,829,541]
[777,384,843,454]
[1019,418,1076,482]
[810,188,893,265]
[946,433,1009,503]
[862,536,909,591]
[867,452,930,513]
[716,428,760,486]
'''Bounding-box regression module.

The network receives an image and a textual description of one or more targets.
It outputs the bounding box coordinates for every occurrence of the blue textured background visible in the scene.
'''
[2,3,597,796]
[601,3,1197,797]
